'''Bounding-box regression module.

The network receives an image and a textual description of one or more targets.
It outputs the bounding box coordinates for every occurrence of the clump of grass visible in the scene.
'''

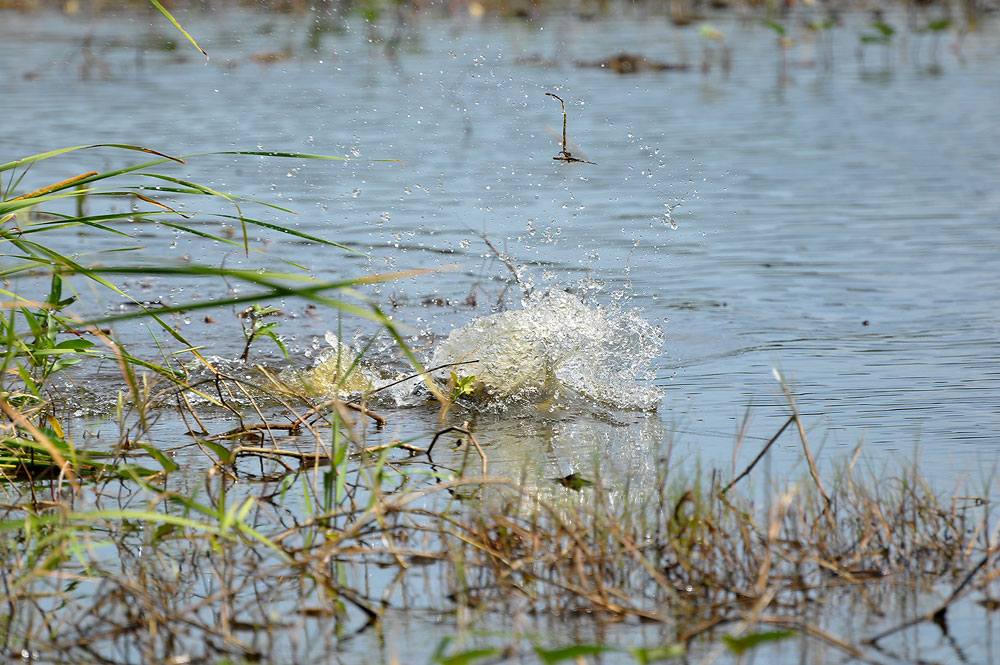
[0,143,421,471]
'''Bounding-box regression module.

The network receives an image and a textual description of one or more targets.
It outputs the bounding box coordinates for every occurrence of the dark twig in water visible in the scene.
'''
[719,415,795,494]
[427,421,487,476]
[481,232,520,281]
[545,93,596,165]
[865,529,999,646]
[357,360,479,400]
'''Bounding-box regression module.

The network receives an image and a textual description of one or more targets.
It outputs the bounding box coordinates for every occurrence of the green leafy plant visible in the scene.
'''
[723,630,796,654]
[760,18,787,37]
[239,303,288,361]
[861,19,895,44]
[4,275,95,388]
[924,18,953,33]
[449,371,476,402]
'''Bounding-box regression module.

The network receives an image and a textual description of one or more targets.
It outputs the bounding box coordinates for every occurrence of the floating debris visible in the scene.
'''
[576,52,690,74]
[554,472,594,490]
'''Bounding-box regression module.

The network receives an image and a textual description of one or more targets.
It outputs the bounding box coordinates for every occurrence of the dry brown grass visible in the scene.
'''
[2,371,997,664]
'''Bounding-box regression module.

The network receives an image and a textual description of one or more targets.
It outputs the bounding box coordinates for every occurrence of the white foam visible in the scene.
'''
[429,290,664,411]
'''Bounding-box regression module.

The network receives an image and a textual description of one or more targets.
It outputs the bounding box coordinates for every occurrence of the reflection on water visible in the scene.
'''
[430,404,670,497]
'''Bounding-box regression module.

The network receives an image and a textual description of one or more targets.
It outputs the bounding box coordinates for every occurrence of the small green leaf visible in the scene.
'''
[202,441,236,465]
[435,647,503,665]
[138,444,180,473]
[630,644,685,664]
[536,644,612,664]
[873,20,895,37]
[449,372,477,401]
[46,274,63,307]
[147,0,207,57]
[760,19,786,35]
[262,331,289,359]
[808,18,834,31]
[722,630,795,655]
[54,338,95,351]
[254,321,280,336]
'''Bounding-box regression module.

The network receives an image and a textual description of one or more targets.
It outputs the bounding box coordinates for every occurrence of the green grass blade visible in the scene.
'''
[147,0,207,58]
[0,144,182,174]
[216,213,361,254]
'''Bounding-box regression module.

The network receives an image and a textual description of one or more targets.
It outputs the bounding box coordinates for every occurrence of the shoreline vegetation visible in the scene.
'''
[2,3,999,664]
[2,377,998,663]
[1,0,998,11]
[2,0,998,31]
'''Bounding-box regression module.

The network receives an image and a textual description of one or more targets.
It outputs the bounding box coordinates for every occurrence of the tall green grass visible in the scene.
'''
[0,143,427,482]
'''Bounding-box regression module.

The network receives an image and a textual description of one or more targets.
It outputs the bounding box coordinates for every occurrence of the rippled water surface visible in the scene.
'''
[4,1,1000,483]
[4,5,1000,472]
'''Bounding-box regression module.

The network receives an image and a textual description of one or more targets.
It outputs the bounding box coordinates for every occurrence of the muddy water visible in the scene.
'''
[2,6,1000,662]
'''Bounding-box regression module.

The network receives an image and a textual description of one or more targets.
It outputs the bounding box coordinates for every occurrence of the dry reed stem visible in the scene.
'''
[9,172,98,201]
[775,372,835,529]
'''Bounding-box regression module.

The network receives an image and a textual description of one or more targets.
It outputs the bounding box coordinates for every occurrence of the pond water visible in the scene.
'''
[2,4,1000,663]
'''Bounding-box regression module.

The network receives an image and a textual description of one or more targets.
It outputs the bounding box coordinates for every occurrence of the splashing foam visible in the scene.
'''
[304,291,664,411]
[294,334,378,397]
[431,291,664,411]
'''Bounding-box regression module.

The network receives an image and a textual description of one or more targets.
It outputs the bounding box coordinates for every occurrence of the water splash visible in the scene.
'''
[430,290,664,411]
[301,292,664,411]
[293,333,378,396]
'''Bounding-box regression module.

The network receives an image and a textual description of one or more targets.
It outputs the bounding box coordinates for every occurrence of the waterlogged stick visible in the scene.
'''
[426,421,487,476]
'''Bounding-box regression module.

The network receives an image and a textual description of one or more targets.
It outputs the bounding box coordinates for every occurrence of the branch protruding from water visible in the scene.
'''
[545,93,596,165]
